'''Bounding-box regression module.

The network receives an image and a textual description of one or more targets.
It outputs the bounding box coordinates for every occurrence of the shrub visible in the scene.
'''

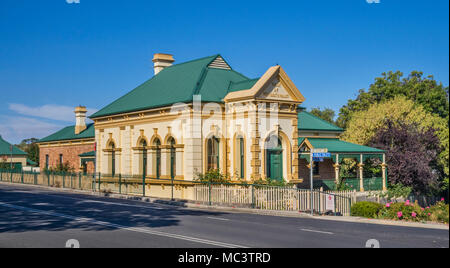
[378,201,424,222]
[351,201,383,218]
[195,169,229,184]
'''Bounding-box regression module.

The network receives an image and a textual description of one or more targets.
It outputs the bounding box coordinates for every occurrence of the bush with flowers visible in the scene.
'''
[351,198,449,224]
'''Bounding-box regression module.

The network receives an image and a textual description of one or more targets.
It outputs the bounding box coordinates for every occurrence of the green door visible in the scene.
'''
[267,148,283,181]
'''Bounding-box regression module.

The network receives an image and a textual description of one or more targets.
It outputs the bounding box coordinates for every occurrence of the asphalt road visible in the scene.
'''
[0,183,448,248]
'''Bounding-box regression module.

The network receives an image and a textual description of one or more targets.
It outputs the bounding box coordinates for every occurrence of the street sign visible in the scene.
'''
[326,194,335,211]
[311,148,328,153]
[313,157,324,162]
[312,152,331,158]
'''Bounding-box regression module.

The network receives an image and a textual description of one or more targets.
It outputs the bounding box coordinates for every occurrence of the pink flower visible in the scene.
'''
[421,207,425,211]
[397,211,403,218]
[428,213,431,216]
[412,212,417,218]
[386,203,391,208]
[441,198,445,202]
[426,206,430,209]
[405,200,410,206]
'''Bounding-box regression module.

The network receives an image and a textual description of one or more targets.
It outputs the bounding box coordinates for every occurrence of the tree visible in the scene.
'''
[16,138,39,165]
[337,71,449,128]
[369,120,441,194]
[309,107,336,124]
[341,96,449,190]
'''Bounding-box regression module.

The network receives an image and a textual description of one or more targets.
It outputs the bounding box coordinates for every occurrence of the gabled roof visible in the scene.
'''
[90,55,250,119]
[38,123,95,143]
[299,138,384,153]
[298,111,343,132]
[0,136,27,156]
[224,65,305,103]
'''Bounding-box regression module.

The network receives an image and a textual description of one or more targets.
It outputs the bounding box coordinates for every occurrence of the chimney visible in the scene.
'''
[74,106,87,135]
[152,53,175,75]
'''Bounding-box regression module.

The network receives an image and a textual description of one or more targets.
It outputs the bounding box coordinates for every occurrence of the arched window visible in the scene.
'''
[153,138,161,178]
[207,137,220,171]
[168,137,176,179]
[140,139,148,177]
[236,136,245,179]
[108,142,116,176]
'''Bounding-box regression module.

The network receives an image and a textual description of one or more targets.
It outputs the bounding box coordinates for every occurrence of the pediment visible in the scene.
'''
[224,66,305,104]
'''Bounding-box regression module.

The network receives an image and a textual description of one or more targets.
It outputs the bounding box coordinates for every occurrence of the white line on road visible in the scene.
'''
[206,217,230,221]
[0,202,248,248]
[300,229,334,235]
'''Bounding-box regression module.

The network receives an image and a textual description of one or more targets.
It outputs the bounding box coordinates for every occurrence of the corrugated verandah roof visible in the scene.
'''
[38,123,95,143]
[0,136,27,155]
[298,138,384,153]
[298,111,344,132]
[90,54,250,119]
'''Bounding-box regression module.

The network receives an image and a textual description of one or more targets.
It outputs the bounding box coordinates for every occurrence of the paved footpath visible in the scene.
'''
[0,183,448,248]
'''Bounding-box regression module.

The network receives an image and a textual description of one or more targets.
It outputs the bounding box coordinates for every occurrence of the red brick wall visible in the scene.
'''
[39,143,95,173]
[298,158,335,185]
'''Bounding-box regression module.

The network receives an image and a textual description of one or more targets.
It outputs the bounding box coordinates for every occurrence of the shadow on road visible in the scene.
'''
[0,186,228,234]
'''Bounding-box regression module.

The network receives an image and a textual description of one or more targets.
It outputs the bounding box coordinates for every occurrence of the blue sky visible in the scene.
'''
[0,0,448,143]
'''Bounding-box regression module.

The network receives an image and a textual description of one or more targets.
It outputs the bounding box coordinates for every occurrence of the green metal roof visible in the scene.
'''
[79,151,96,157]
[299,138,384,153]
[90,55,250,118]
[298,111,343,132]
[39,123,95,143]
[228,78,259,92]
[27,159,37,166]
[0,135,27,155]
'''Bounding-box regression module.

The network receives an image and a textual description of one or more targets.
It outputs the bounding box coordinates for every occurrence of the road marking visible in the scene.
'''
[0,202,248,248]
[300,228,334,235]
[206,217,230,221]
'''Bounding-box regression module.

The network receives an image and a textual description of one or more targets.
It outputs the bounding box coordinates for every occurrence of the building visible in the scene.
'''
[37,106,96,173]
[0,135,33,171]
[88,53,387,191]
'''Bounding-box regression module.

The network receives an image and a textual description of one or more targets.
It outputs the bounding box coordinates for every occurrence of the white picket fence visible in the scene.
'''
[193,184,353,216]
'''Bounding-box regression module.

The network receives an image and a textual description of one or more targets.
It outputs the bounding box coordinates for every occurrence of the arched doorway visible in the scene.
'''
[265,136,283,181]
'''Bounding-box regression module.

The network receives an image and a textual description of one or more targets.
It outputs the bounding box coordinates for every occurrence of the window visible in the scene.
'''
[108,142,116,176]
[237,137,245,178]
[59,154,63,165]
[153,139,161,178]
[141,140,148,177]
[45,155,49,169]
[207,137,220,171]
[168,137,176,179]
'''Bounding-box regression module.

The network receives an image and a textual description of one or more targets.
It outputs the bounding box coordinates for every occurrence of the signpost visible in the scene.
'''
[325,194,335,212]
[310,149,330,216]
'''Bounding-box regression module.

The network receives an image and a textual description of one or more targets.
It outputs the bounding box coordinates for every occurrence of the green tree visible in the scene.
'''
[309,107,336,124]
[337,71,449,128]
[342,96,449,191]
[16,138,39,165]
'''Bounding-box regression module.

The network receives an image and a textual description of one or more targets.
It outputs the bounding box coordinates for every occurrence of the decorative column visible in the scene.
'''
[359,154,364,192]
[161,146,169,179]
[381,153,387,191]
[175,145,184,180]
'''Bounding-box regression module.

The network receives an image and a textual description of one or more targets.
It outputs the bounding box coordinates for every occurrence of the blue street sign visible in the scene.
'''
[312,153,331,158]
